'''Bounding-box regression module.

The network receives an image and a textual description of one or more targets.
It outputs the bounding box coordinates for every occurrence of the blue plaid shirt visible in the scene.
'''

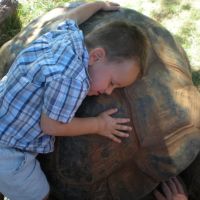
[0,20,90,153]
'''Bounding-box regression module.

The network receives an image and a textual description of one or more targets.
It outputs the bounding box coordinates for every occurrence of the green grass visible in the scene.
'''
[17,0,71,27]
[0,0,71,46]
[0,14,21,46]
[123,0,200,72]
[192,70,200,87]
[119,0,200,85]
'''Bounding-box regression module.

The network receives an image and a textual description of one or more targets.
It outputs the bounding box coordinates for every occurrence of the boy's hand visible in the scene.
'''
[66,1,120,25]
[96,108,131,143]
[100,1,120,11]
[153,177,188,200]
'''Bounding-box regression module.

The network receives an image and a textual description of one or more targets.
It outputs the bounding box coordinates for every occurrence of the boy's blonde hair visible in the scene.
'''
[85,21,149,76]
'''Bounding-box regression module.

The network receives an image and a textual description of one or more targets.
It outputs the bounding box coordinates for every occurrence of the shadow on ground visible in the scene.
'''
[0,11,22,47]
[192,70,200,87]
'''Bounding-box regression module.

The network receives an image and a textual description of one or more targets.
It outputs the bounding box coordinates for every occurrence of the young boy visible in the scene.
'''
[0,1,148,200]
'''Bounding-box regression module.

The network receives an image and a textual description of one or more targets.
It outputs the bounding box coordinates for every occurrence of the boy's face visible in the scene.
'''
[87,48,140,96]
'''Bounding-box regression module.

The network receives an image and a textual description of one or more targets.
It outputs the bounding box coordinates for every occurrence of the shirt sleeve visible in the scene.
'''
[42,77,88,123]
[57,19,79,31]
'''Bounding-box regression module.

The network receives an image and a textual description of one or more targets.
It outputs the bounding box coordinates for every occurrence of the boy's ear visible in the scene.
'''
[88,47,106,65]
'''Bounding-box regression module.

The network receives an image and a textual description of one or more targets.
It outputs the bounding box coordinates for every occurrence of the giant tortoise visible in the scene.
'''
[0,3,200,200]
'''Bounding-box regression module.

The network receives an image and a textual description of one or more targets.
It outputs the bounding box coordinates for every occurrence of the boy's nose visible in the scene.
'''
[105,87,113,95]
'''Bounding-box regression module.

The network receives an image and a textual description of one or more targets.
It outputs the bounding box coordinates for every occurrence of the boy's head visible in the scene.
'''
[85,21,148,96]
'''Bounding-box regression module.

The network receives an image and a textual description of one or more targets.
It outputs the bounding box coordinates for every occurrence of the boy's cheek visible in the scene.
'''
[87,90,99,96]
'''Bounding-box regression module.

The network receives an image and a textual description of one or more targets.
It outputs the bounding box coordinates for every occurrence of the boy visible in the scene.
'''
[0,1,148,200]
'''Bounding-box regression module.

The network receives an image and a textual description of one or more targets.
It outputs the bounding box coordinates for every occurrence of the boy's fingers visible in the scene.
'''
[104,108,118,115]
[172,177,185,194]
[107,2,120,6]
[115,124,132,132]
[115,118,130,124]
[153,190,166,200]
[108,134,121,143]
[104,2,120,10]
[168,179,178,194]
[113,130,129,138]
[162,182,172,199]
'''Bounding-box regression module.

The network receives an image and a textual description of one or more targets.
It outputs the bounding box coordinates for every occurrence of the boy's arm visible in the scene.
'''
[41,113,99,136]
[65,1,120,25]
[40,108,132,143]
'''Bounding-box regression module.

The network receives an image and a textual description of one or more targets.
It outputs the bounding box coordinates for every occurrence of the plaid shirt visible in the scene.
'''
[0,20,90,153]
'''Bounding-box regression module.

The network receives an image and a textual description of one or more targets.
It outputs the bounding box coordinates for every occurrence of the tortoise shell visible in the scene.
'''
[0,5,199,200]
